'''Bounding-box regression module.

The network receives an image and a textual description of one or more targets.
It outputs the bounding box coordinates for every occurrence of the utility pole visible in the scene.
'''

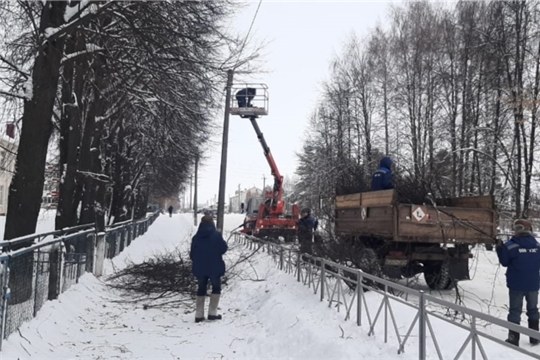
[262,174,266,192]
[216,69,234,233]
[193,156,198,226]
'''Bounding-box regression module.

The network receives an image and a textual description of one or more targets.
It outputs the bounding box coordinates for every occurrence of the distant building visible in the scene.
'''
[229,186,263,213]
[0,137,17,215]
[42,162,60,209]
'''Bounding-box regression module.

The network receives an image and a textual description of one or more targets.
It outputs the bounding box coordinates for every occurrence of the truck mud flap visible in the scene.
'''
[449,258,469,281]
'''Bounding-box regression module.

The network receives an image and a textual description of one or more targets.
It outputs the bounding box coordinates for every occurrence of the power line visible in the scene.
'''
[234,0,263,69]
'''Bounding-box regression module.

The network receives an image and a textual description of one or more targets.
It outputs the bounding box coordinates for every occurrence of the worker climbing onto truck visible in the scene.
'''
[235,87,256,108]
[297,208,318,255]
[371,156,394,191]
[496,219,540,347]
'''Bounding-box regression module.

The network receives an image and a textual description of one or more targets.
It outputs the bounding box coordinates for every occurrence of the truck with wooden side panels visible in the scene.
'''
[334,189,498,289]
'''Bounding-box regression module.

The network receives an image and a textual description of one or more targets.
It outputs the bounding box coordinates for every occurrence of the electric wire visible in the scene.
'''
[233,0,263,69]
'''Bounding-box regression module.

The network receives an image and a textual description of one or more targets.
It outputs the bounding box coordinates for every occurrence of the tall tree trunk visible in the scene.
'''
[79,80,107,229]
[4,1,67,305]
[490,73,502,195]
[56,33,85,230]
[523,37,540,218]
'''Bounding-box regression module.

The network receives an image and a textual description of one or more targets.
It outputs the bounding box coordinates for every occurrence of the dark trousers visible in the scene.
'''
[197,276,221,296]
[298,231,313,255]
[508,289,539,324]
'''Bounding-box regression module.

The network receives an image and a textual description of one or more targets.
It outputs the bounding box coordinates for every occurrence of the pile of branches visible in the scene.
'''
[107,251,197,308]
[106,239,263,308]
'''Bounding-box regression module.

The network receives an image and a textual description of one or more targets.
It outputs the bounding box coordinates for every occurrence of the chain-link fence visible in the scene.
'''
[0,211,159,348]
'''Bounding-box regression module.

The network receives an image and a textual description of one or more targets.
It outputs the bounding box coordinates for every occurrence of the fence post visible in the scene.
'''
[126,225,132,247]
[94,232,106,277]
[33,249,40,317]
[0,259,10,348]
[297,251,301,282]
[279,247,284,270]
[384,284,388,343]
[118,229,123,253]
[287,250,292,273]
[320,258,325,302]
[85,233,95,273]
[47,243,62,300]
[419,290,426,360]
[357,270,362,326]
[58,242,66,296]
[471,316,477,360]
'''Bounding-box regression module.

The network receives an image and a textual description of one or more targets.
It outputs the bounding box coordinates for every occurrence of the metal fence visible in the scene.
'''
[0,212,159,349]
[233,233,540,360]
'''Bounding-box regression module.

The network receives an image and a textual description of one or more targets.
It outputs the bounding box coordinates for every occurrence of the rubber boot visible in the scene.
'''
[195,296,205,323]
[529,320,539,345]
[208,294,222,320]
[506,330,520,347]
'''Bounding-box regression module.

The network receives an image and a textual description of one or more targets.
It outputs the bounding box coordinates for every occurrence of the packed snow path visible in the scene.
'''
[0,213,535,359]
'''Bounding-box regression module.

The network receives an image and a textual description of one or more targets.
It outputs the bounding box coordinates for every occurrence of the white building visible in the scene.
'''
[42,162,60,209]
[0,137,17,215]
[229,186,263,213]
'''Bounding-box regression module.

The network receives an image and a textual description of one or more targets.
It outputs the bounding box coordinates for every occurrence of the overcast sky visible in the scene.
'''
[193,0,399,207]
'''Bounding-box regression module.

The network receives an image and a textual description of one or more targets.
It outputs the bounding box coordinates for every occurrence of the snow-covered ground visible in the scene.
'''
[0,213,537,359]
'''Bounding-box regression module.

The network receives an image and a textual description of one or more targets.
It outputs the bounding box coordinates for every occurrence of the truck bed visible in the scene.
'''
[335,190,497,244]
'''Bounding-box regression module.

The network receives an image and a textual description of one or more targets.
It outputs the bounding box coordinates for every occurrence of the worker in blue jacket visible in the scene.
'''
[497,219,540,347]
[190,215,228,323]
[297,208,318,255]
[371,156,394,191]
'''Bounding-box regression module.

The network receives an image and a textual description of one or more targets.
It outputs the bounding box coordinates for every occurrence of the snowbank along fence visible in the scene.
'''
[233,232,540,360]
[0,211,160,349]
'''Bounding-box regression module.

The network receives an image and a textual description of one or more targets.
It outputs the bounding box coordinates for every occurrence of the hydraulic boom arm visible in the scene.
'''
[249,117,283,212]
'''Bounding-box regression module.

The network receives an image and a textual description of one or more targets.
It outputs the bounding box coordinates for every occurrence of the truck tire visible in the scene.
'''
[360,248,383,278]
[424,262,455,290]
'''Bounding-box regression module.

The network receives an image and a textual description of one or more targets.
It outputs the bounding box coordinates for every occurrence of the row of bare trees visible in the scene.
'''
[296,0,540,221]
[0,1,249,243]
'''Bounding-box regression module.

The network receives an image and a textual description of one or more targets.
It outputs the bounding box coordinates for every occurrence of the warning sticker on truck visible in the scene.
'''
[412,206,426,222]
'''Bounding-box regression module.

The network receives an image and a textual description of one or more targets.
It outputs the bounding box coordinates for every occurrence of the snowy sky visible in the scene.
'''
[194,0,400,207]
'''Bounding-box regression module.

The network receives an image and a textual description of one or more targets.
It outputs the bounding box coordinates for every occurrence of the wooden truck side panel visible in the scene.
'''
[335,206,394,237]
[335,189,395,237]
[335,190,497,244]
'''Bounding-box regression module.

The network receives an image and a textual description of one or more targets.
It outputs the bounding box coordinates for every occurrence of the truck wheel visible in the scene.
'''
[424,262,455,290]
[360,248,383,278]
